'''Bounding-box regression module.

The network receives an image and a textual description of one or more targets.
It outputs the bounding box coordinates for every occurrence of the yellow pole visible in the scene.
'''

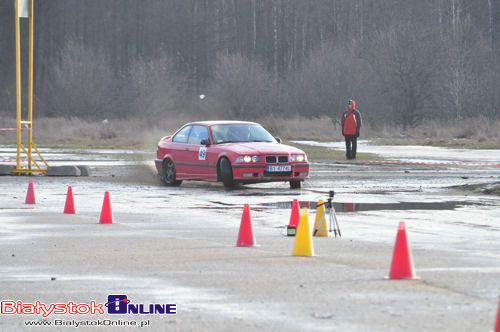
[15,0,22,170]
[11,0,47,174]
[28,0,34,170]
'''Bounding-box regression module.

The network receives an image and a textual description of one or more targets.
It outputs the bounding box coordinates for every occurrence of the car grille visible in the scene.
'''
[265,155,289,163]
[264,171,292,177]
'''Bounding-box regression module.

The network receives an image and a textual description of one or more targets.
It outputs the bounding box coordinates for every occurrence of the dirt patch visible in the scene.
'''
[449,181,500,195]
[480,183,500,195]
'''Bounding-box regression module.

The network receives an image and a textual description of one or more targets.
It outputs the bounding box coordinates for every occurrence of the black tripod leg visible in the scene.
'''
[314,211,326,236]
[334,210,341,237]
[329,208,338,237]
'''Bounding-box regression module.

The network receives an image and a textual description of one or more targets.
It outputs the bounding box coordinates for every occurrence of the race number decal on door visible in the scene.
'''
[199,147,207,160]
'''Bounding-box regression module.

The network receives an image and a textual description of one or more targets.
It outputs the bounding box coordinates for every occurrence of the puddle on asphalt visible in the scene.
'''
[261,200,478,212]
[203,200,479,212]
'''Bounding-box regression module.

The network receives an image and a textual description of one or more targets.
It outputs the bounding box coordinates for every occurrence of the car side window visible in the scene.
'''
[210,126,223,143]
[173,125,192,143]
[188,125,209,145]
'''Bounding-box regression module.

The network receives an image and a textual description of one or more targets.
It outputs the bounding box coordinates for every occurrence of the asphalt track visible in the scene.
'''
[0,147,499,331]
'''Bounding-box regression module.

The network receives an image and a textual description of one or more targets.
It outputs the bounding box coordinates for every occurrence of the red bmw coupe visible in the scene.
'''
[155,121,310,188]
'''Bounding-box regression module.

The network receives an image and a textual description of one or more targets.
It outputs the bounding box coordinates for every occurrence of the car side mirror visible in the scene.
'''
[275,137,282,143]
[200,138,210,146]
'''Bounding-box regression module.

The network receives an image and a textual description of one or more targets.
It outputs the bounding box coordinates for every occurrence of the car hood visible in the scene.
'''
[219,142,305,155]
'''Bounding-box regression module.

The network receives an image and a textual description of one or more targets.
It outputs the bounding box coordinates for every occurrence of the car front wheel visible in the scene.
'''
[219,158,235,188]
[290,180,301,189]
[163,159,182,186]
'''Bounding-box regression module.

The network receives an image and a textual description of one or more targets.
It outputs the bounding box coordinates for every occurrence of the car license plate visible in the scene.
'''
[267,165,291,172]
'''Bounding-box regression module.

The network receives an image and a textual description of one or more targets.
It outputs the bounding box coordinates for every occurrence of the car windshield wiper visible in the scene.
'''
[216,140,241,144]
[249,139,272,142]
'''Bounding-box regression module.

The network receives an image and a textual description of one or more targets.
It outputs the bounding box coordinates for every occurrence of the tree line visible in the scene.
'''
[0,0,498,130]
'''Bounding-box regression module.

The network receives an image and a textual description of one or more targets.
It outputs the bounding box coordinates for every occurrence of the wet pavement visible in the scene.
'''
[0,144,499,331]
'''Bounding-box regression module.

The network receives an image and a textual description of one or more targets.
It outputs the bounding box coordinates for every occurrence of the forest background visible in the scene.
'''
[0,0,499,147]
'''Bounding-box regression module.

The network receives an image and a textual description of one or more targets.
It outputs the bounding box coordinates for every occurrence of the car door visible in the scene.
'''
[170,125,192,177]
[186,125,214,179]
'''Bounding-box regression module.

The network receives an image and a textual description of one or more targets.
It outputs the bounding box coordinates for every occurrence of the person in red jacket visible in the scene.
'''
[341,99,362,160]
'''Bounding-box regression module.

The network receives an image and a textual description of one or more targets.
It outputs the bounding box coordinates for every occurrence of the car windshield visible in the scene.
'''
[210,123,276,144]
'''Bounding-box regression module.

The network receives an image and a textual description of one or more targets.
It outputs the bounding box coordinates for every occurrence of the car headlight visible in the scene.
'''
[235,155,261,163]
[291,154,307,162]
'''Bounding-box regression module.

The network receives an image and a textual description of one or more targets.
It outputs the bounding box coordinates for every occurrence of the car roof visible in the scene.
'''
[186,120,259,126]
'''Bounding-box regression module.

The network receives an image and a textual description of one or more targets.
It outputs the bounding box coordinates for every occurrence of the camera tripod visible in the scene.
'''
[313,190,341,237]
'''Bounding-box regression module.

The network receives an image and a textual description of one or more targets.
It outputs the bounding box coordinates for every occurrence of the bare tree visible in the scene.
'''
[0,0,497,125]
[283,40,368,121]
[129,54,186,124]
[367,23,442,130]
[44,39,120,120]
[204,53,274,120]
[487,0,494,51]
[441,17,492,120]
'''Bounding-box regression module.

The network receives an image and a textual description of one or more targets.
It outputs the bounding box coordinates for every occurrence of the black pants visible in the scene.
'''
[344,135,357,160]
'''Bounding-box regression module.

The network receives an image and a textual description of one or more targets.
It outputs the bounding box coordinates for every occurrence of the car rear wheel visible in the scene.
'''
[219,158,235,188]
[290,180,301,189]
[163,159,182,186]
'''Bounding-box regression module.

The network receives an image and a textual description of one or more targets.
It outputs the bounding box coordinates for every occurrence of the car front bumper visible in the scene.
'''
[232,163,310,183]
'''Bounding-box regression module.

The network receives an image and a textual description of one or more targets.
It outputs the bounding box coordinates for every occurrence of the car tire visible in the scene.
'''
[219,158,235,188]
[163,159,182,186]
[290,180,301,189]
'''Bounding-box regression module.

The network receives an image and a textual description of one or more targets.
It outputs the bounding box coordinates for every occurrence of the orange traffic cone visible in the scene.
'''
[25,179,36,204]
[288,199,300,227]
[236,204,255,247]
[389,222,418,279]
[99,192,114,224]
[63,186,75,214]
[495,296,500,332]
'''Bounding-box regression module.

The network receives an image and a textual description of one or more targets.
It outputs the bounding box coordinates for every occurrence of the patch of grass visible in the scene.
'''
[442,140,500,149]
[369,137,500,149]
[0,117,174,150]
[265,116,500,149]
[285,141,382,161]
[1,116,498,151]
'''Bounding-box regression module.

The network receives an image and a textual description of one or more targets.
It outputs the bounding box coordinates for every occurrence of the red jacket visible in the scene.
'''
[341,109,362,136]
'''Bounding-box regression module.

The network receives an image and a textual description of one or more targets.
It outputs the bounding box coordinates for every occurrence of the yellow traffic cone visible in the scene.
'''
[292,208,315,256]
[313,200,329,237]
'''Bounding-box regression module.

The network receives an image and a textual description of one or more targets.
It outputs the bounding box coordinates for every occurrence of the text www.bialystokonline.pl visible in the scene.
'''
[24,319,151,328]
